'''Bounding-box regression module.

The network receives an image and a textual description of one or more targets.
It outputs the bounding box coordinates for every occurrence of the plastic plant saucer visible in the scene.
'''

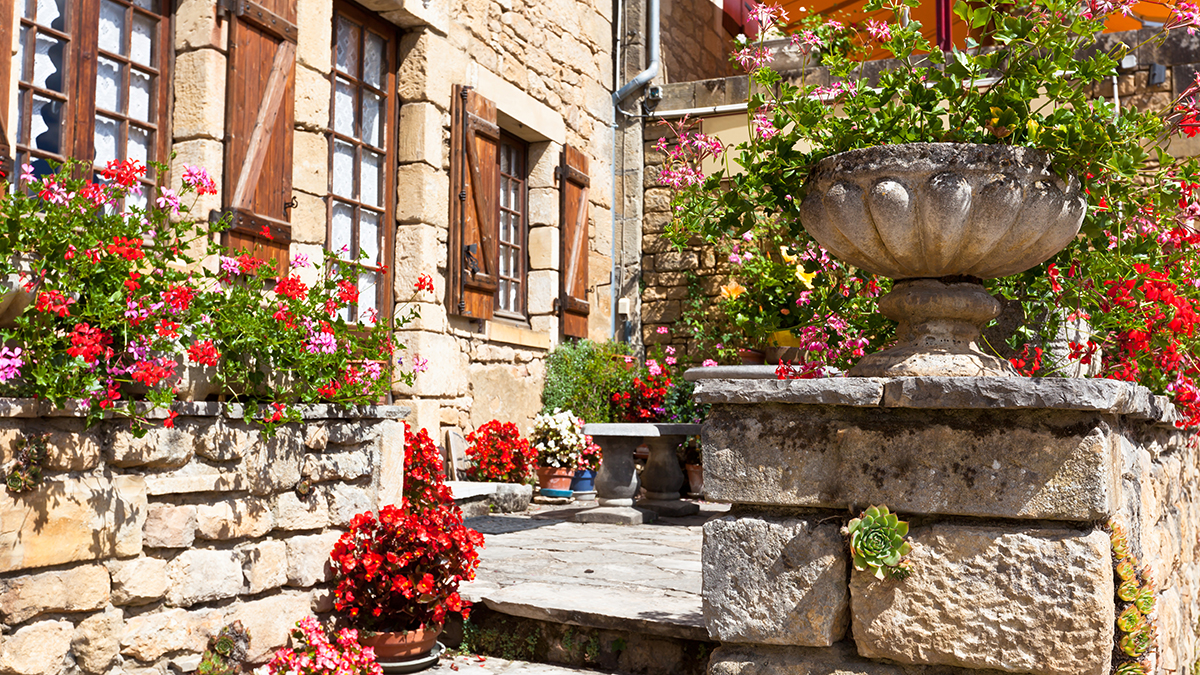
[375,641,444,673]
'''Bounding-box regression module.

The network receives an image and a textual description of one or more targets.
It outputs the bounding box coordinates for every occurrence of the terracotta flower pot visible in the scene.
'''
[738,348,765,365]
[359,623,443,660]
[685,463,704,497]
[536,466,574,492]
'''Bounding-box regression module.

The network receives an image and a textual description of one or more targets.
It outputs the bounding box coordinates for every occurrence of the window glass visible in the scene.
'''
[496,135,527,316]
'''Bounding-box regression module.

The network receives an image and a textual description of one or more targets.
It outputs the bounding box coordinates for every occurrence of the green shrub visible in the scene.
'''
[541,340,634,423]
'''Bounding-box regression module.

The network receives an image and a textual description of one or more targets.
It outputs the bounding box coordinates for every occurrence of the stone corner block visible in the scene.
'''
[703,515,848,647]
[850,524,1114,675]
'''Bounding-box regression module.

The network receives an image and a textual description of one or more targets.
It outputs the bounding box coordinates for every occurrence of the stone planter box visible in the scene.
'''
[0,400,408,672]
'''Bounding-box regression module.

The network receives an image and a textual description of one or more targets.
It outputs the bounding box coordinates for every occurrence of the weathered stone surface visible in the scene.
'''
[326,421,379,445]
[708,643,1011,675]
[144,467,246,495]
[108,426,195,468]
[377,418,405,507]
[120,608,203,661]
[273,491,330,530]
[703,515,847,646]
[703,403,1119,520]
[242,426,304,495]
[850,525,1114,675]
[302,450,372,482]
[0,475,146,573]
[0,619,73,675]
[882,376,1162,419]
[72,606,123,674]
[193,420,255,462]
[0,426,103,471]
[143,503,197,548]
[304,423,329,450]
[325,482,374,526]
[286,532,342,587]
[196,498,274,539]
[166,549,244,607]
[108,556,168,605]
[0,563,110,623]
[242,540,289,594]
[225,592,313,662]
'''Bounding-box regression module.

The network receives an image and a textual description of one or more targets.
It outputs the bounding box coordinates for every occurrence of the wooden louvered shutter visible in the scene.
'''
[558,146,590,338]
[448,85,500,320]
[222,0,298,275]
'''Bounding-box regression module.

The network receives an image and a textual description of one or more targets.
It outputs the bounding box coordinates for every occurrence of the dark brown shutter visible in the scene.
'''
[558,145,590,339]
[448,85,500,320]
[222,0,298,276]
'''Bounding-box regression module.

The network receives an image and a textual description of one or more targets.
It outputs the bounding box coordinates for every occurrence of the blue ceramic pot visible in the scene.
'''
[571,469,596,492]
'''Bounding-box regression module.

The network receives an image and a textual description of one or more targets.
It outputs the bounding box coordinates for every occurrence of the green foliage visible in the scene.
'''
[847,505,912,581]
[541,340,634,423]
[4,433,48,493]
[1109,521,1158,672]
[461,618,540,661]
[197,621,251,675]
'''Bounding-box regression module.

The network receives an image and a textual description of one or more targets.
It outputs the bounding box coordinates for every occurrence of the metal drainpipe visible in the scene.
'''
[610,0,661,340]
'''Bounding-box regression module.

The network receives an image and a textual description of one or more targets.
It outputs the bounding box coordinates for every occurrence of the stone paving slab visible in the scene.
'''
[459,502,727,643]
[432,653,621,674]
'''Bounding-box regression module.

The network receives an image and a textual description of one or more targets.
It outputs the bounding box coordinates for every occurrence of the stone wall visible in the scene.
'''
[0,402,407,674]
[660,0,737,83]
[694,375,1200,674]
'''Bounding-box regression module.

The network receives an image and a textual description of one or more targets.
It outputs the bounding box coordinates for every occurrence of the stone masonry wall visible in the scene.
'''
[694,375,1200,674]
[660,0,737,83]
[0,402,407,674]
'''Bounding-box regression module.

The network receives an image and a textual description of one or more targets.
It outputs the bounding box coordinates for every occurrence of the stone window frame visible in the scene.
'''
[15,0,171,199]
[325,0,398,325]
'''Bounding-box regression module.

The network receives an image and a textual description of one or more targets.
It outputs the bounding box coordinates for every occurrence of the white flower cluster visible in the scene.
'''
[530,408,587,468]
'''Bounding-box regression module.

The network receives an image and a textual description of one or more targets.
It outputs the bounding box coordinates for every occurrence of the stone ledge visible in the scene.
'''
[691,375,1178,425]
[708,642,1012,674]
[27,401,411,420]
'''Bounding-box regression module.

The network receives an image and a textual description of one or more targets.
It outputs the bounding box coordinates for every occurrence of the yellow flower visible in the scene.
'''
[720,281,747,300]
[795,266,818,289]
[780,246,798,264]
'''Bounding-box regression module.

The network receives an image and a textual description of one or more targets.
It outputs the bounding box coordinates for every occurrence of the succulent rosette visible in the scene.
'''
[848,505,912,580]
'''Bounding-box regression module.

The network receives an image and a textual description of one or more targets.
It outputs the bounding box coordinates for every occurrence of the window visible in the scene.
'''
[328,3,396,325]
[15,0,169,200]
[496,133,527,318]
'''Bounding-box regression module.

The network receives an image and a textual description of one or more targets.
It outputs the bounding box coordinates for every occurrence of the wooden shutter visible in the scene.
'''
[0,0,12,179]
[222,0,298,275]
[558,146,590,339]
[448,85,500,320]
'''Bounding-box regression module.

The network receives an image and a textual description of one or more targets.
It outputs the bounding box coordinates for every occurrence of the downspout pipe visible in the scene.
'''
[610,0,661,339]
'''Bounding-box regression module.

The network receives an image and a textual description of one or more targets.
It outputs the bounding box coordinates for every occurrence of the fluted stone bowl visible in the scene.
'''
[799,143,1087,280]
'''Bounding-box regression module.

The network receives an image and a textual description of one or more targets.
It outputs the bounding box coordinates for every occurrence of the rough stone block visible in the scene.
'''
[703,403,1119,520]
[302,450,372,482]
[468,364,544,431]
[327,421,380,445]
[108,426,195,468]
[292,129,329,196]
[394,163,450,228]
[395,332,468,398]
[168,139,223,217]
[0,426,102,472]
[397,101,445,168]
[397,30,465,111]
[286,532,342,587]
[0,563,110,624]
[0,619,74,675]
[0,475,146,573]
[325,482,375,526]
[193,419,255,462]
[172,49,226,140]
[108,556,168,605]
[225,592,314,662]
[703,515,848,646]
[850,525,1114,675]
[708,642,1011,674]
[528,226,559,270]
[196,498,274,539]
[72,606,123,674]
[175,0,223,51]
[243,540,289,594]
[242,426,304,496]
[120,608,204,662]
[145,468,246,495]
[273,491,331,530]
[143,503,197,548]
[167,549,244,607]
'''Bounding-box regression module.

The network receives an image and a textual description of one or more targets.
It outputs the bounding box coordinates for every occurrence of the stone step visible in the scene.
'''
[433,652,625,674]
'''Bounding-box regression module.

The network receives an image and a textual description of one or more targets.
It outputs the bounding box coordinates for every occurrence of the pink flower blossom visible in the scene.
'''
[866,19,892,42]
[656,326,669,334]
[19,164,34,184]
[0,347,23,382]
[702,359,718,367]
[647,359,663,376]
[181,165,218,195]
[413,355,429,373]
[666,346,676,355]
[155,187,181,216]
[291,253,310,268]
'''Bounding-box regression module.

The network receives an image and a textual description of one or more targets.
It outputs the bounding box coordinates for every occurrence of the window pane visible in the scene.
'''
[126,189,146,212]
[335,17,359,77]
[131,13,155,66]
[334,77,355,137]
[33,33,65,92]
[96,56,124,113]
[499,177,509,209]
[357,271,377,324]
[360,210,379,265]
[94,115,120,166]
[128,125,150,167]
[509,278,519,311]
[499,245,508,277]
[129,69,151,121]
[362,91,382,147]
[498,279,510,311]
[360,150,380,207]
[364,33,385,89]
[331,200,353,259]
[99,0,126,55]
[132,0,155,11]
[28,95,61,153]
[35,0,64,29]
[332,141,354,198]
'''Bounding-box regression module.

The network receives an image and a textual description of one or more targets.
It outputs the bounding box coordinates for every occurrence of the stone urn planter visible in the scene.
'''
[575,423,701,524]
[799,143,1086,377]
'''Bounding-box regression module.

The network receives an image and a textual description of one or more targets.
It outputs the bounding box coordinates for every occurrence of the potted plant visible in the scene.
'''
[462,420,537,484]
[530,408,588,497]
[661,0,1200,424]
[681,437,704,498]
[572,431,602,500]
[266,616,381,675]
[329,424,483,663]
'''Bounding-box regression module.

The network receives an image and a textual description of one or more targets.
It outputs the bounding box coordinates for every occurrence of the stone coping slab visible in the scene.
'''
[0,399,411,420]
[691,375,1176,424]
[583,423,702,437]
